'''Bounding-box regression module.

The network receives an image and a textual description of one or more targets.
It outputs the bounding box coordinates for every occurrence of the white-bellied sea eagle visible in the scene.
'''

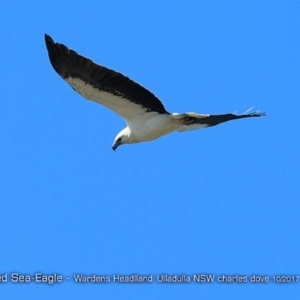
[45,34,265,151]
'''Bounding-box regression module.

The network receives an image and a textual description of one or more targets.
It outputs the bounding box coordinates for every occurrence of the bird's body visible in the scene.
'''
[45,34,265,150]
[129,114,181,142]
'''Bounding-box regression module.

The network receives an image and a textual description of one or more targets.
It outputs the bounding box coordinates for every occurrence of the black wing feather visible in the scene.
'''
[196,112,266,127]
[45,34,169,114]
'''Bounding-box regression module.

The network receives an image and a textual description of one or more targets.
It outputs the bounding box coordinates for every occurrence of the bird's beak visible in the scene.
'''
[112,143,119,151]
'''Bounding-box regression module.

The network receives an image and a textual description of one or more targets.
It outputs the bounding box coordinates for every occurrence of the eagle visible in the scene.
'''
[45,34,265,151]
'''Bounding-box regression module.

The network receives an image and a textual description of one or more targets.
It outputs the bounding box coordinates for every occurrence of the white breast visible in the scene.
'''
[128,114,177,142]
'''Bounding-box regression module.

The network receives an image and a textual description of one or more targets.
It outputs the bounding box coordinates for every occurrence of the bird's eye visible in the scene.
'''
[117,138,122,142]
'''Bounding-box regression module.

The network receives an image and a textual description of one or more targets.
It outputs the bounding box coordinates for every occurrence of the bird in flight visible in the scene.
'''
[45,34,265,151]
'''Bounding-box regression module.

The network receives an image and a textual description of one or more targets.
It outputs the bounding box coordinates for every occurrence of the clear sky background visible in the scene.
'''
[1,1,299,299]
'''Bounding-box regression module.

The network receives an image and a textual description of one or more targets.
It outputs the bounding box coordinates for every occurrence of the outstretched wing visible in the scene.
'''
[45,34,169,122]
[176,111,266,132]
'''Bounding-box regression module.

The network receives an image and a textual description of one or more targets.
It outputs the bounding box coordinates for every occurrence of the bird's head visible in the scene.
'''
[112,128,132,151]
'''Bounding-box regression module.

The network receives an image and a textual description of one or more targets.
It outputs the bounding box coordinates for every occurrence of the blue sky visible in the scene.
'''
[1,1,299,299]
